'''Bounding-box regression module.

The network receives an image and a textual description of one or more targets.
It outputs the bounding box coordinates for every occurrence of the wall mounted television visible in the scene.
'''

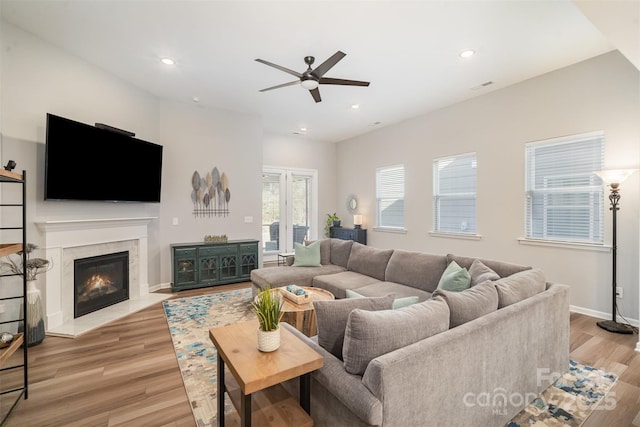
[45,113,163,203]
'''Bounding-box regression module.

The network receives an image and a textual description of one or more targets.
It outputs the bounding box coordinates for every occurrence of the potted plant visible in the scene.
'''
[0,243,52,346]
[251,285,284,352]
[324,212,341,237]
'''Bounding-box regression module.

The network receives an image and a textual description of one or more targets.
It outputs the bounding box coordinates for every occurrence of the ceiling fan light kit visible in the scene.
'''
[255,50,370,103]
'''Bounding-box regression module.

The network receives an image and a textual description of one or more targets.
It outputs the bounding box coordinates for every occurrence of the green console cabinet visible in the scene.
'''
[171,240,259,291]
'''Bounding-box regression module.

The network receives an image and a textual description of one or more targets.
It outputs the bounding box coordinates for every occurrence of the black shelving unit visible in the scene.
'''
[0,169,28,424]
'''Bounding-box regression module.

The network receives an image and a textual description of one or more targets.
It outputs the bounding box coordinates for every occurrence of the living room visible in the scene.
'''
[0,1,638,426]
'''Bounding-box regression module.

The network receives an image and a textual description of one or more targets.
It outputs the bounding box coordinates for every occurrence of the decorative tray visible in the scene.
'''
[279,285,313,305]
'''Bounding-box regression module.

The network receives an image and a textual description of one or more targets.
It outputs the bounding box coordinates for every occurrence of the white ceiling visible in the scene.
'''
[0,1,623,143]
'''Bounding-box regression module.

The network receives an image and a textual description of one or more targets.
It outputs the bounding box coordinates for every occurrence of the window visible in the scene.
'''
[525,132,604,244]
[376,164,405,229]
[433,153,477,234]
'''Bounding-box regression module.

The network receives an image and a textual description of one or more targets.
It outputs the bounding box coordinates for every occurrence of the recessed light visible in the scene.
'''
[161,57,176,66]
[300,127,307,132]
[351,104,360,109]
[192,97,200,103]
[459,49,476,59]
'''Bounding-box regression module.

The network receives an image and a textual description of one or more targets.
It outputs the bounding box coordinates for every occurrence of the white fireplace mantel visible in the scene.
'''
[36,217,167,337]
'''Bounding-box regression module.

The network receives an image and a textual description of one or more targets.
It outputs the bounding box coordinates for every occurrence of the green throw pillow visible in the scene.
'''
[437,261,471,292]
[292,241,321,267]
[346,289,419,309]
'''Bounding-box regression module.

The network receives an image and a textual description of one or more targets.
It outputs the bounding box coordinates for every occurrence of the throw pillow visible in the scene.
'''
[436,261,471,292]
[493,268,546,308]
[342,297,450,375]
[345,289,419,309]
[468,259,500,287]
[432,282,499,327]
[292,241,321,267]
[313,294,395,360]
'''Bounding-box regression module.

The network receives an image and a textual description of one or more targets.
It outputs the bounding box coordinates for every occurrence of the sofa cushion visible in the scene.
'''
[305,239,331,265]
[347,243,394,281]
[437,261,471,292]
[469,259,500,287]
[292,241,321,267]
[494,268,546,308]
[330,238,354,268]
[352,281,432,302]
[314,294,395,359]
[432,282,499,327]
[384,250,447,293]
[346,289,419,309]
[342,297,450,375]
[447,254,531,278]
[250,264,346,290]
[312,271,380,299]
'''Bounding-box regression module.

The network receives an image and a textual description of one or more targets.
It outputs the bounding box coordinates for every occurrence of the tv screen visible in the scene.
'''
[45,113,163,203]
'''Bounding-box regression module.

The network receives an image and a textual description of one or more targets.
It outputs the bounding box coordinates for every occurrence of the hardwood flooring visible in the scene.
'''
[3,282,639,426]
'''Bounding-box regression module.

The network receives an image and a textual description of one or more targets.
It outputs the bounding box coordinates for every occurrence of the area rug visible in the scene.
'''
[163,292,618,427]
[507,359,618,426]
[162,288,255,427]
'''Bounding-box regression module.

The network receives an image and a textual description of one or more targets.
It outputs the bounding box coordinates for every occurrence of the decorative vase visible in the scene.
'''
[333,220,341,227]
[257,326,280,352]
[19,280,46,346]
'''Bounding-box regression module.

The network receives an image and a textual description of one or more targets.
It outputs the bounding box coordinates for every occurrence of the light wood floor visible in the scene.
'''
[3,282,639,426]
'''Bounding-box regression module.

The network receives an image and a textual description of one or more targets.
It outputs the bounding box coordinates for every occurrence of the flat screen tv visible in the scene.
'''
[45,113,163,203]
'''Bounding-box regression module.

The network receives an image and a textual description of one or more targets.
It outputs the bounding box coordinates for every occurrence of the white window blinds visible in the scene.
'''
[376,165,405,229]
[433,153,477,234]
[525,132,604,244]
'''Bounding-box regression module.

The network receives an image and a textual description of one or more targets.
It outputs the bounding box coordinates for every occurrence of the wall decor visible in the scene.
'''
[204,234,228,243]
[191,167,231,217]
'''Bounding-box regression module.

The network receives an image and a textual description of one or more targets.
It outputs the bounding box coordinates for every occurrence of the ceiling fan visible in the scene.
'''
[255,51,370,103]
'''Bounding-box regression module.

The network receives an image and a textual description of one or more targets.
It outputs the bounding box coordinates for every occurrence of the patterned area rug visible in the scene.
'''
[162,288,255,427]
[508,359,618,426]
[163,291,618,427]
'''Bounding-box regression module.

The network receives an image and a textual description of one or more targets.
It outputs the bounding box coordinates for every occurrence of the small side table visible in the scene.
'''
[277,252,294,266]
[210,320,323,427]
[278,287,335,337]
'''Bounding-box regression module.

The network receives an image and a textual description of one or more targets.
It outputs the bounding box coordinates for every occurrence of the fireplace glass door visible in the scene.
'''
[74,251,129,318]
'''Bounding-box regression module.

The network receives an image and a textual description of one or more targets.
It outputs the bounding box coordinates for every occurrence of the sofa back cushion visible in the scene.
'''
[468,259,500,287]
[493,268,546,308]
[347,242,394,281]
[384,250,447,293]
[342,297,450,375]
[446,254,531,278]
[314,294,395,359]
[330,238,354,268]
[432,282,499,327]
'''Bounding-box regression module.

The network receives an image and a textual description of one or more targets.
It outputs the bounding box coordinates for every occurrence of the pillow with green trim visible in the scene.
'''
[346,289,419,309]
[292,241,321,267]
[437,260,471,292]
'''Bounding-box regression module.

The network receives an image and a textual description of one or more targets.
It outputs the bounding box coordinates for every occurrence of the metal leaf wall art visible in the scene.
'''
[191,167,231,217]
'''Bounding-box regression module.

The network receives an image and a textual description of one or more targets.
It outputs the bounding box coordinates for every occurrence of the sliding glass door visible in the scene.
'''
[262,168,317,259]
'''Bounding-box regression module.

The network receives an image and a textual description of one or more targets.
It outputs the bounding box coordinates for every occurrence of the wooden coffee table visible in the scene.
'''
[277,287,334,337]
[210,319,324,427]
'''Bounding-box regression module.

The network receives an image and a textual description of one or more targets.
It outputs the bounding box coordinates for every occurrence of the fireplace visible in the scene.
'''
[74,251,129,318]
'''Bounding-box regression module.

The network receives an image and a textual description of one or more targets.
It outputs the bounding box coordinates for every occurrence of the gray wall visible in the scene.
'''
[335,51,640,321]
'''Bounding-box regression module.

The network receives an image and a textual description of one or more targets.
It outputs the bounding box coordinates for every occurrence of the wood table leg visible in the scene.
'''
[300,373,311,414]
[217,355,225,427]
[308,310,317,337]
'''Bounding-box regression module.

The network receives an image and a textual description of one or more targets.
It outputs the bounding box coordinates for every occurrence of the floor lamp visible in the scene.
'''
[594,169,637,334]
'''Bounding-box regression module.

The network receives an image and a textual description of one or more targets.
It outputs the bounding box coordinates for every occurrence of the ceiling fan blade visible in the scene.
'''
[259,80,300,92]
[310,88,322,103]
[255,58,302,78]
[311,51,346,78]
[319,77,370,87]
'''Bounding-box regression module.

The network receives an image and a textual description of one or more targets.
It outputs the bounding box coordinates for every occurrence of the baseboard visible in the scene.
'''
[570,305,639,327]
[150,282,172,292]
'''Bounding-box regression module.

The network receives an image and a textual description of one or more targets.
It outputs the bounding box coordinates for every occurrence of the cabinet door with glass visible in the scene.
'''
[173,248,197,288]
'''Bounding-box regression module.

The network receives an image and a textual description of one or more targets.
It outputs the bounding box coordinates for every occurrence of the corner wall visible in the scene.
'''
[336,51,640,321]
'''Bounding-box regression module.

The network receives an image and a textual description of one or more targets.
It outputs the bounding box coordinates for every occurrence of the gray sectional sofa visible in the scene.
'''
[250,238,570,426]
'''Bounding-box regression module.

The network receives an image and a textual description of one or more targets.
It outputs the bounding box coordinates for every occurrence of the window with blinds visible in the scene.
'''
[525,132,604,244]
[376,164,405,229]
[433,153,477,234]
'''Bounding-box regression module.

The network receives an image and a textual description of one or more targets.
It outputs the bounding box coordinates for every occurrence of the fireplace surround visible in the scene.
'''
[37,217,169,337]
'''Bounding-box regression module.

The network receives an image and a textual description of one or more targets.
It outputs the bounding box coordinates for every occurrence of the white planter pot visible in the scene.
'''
[257,326,280,352]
